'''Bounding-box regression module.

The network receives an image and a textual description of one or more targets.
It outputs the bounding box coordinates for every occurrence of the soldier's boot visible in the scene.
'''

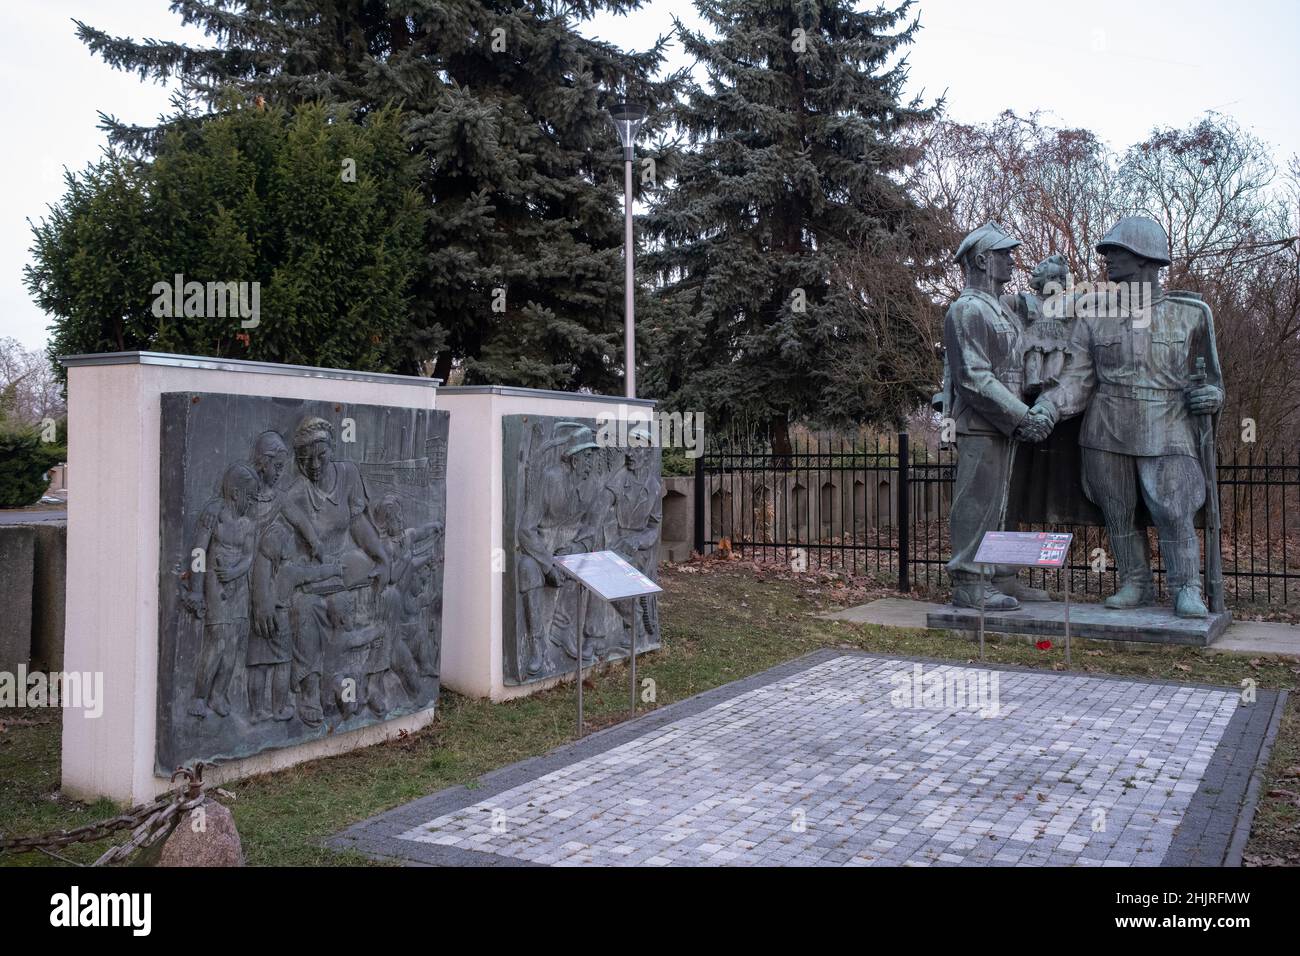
[1175,585,1209,619]
[1104,579,1154,609]
[584,625,603,663]
[1163,534,1208,619]
[526,638,548,677]
[992,574,1050,602]
[1104,531,1154,609]
[952,575,1020,611]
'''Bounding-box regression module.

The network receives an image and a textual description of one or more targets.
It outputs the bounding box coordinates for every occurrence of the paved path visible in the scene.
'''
[824,597,1300,658]
[1210,619,1300,657]
[332,651,1284,867]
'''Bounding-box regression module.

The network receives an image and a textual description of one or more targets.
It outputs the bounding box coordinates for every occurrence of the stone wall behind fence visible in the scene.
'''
[704,469,950,546]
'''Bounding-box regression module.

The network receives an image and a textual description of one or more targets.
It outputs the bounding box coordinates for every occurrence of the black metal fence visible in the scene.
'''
[693,433,1300,609]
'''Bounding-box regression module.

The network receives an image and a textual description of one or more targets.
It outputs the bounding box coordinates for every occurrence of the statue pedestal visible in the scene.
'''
[927,600,1231,647]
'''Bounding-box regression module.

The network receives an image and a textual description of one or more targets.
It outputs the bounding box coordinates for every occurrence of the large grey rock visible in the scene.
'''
[30,523,66,671]
[0,525,35,671]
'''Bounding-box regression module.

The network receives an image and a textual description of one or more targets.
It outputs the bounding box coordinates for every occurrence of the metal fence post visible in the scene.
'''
[693,447,706,556]
[897,432,910,593]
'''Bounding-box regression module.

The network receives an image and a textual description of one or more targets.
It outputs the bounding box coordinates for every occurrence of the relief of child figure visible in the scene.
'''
[372,494,443,713]
[321,589,384,722]
[411,556,443,687]
[248,521,343,723]
[183,463,260,719]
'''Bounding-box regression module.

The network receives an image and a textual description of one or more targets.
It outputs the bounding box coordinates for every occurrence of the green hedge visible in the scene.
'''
[661,448,697,477]
[0,427,65,507]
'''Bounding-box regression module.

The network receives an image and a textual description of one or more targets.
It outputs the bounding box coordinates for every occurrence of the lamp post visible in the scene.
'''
[609,101,646,398]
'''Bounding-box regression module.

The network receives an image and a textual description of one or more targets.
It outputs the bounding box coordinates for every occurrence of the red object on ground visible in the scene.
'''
[1035,640,1053,650]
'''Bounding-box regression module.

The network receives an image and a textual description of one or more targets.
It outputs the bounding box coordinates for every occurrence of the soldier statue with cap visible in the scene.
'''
[516,421,602,676]
[1037,216,1224,618]
[944,222,1057,610]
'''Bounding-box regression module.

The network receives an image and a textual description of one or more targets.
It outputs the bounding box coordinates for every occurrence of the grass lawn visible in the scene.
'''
[2,560,1298,866]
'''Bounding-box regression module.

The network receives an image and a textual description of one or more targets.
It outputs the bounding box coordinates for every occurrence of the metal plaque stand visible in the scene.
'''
[574,591,641,738]
[576,587,587,736]
[628,599,638,717]
[554,550,663,739]
[973,531,1074,667]
[1064,568,1071,667]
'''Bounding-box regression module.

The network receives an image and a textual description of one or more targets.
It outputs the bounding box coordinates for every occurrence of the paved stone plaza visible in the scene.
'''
[332,651,1285,867]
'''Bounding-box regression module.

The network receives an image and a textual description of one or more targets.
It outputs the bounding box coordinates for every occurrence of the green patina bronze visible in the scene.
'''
[944,216,1226,620]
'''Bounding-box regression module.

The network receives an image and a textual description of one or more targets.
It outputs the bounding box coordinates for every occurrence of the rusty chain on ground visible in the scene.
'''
[0,765,208,866]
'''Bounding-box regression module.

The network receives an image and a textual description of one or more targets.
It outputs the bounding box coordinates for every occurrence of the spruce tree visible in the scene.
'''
[643,0,944,448]
[75,1,679,389]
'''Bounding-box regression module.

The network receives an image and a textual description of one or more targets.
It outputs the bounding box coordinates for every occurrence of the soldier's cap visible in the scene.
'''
[953,222,1021,265]
[538,421,584,455]
[555,421,599,459]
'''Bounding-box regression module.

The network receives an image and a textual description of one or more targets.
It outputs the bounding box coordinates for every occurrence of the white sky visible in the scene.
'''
[3,0,1297,351]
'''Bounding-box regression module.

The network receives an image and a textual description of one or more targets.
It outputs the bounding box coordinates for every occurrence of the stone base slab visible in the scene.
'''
[927,600,1231,646]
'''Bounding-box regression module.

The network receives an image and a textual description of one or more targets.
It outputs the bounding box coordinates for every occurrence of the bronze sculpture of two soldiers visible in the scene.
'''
[943,217,1224,619]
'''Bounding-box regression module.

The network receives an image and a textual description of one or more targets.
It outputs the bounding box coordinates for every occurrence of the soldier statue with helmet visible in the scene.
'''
[1037,216,1224,618]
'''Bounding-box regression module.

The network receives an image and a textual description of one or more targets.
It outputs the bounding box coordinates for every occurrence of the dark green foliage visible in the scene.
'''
[660,447,696,477]
[27,102,424,378]
[0,428,65,508]
[643,0,946,438]
[71,1,682,389]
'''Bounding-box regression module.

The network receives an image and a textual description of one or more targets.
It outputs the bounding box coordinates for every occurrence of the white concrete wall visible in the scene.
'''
[60,356,657,804]
[436,387,656,703]
[61,353,440,805]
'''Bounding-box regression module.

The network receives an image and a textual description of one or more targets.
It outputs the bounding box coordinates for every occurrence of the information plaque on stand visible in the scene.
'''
[973,532,1074,664]
[554,551,662,734]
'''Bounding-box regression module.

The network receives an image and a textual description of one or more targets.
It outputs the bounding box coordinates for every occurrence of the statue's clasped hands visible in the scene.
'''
[1186,384,1222,416]
[1013,402,1056,443]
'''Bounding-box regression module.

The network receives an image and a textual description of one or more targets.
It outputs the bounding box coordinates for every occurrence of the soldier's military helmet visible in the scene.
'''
[1096,216,1171,266]
[953,222,1021,265]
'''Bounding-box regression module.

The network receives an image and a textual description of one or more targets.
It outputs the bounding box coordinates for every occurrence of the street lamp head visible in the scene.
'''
[609,101,647,152]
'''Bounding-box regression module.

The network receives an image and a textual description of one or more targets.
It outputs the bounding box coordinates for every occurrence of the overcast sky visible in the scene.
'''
[3,0,1297,351]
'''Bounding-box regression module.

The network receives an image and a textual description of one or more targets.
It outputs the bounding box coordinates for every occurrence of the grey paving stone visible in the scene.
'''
[329,650,1284,867]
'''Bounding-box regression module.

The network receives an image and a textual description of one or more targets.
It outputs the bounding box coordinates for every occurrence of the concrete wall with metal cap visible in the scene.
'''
[436,386,656,702]
[58,352,441,804]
